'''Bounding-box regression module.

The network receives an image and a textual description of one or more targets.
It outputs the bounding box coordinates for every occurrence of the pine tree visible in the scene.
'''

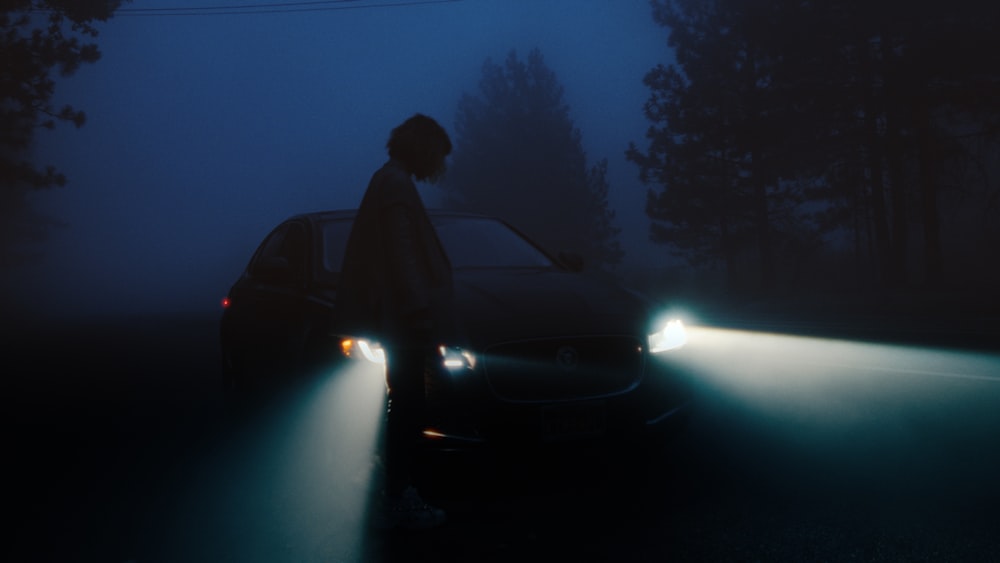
[441,48,623,270]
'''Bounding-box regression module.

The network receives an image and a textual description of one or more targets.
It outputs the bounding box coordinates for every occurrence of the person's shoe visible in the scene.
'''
[375,486,447,531]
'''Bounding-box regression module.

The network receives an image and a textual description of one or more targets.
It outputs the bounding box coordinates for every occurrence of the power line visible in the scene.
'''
[119,0,367,11]
[112,0,461,16]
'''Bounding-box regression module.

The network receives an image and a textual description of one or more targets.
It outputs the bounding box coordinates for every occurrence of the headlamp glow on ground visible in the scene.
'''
[439,345,476,371]
[340,338,386,364]
[649,319,687,353]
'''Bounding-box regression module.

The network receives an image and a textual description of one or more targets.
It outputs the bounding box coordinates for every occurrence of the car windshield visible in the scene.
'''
[432,216,555,270]
[319,214,555,281]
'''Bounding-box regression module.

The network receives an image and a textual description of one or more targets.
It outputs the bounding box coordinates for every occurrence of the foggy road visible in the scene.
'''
[7,312,1000,562]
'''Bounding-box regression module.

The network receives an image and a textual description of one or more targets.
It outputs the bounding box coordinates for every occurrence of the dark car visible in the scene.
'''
[219,209,693,451]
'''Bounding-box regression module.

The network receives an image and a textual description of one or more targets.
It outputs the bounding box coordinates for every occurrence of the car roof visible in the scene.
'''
[286,208,498,223]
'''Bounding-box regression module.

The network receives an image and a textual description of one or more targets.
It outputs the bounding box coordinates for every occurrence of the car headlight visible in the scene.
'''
[439,345,476,372]
[648,319,687,353]
[340,338,386,364]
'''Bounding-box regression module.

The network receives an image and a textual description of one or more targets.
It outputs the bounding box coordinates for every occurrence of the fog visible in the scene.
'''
[9,0,667,321]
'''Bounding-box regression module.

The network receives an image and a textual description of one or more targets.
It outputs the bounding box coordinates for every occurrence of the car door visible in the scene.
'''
[240,220,310,372]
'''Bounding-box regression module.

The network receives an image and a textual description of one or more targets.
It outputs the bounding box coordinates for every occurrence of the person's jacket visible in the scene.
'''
[335,159,458,343]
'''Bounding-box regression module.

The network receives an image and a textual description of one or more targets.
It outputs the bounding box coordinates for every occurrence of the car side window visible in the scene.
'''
[249,222,307,283]
[320,219,354,275]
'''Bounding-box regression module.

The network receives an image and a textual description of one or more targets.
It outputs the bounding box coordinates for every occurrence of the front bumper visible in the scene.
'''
[419,384,693,452]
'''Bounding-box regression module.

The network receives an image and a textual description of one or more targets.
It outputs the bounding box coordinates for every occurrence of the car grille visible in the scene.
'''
[482,336,644,402]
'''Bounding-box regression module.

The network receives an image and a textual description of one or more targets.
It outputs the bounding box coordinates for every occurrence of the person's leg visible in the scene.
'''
[384,343,425,496]
[379,334,446,529]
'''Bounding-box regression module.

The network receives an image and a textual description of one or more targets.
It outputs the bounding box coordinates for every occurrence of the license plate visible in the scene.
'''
[541,402,606,440]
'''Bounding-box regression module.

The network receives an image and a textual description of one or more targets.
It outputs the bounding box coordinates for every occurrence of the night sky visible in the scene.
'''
[9,0,670,320]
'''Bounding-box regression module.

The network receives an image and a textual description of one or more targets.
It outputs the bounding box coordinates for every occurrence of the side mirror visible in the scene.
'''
[557,251,584,273]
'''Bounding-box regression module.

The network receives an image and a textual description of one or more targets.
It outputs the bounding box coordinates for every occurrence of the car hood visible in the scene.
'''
[452,269,654,348]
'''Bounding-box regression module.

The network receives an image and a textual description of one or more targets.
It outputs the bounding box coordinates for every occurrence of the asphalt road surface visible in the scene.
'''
[6,311,1000,562]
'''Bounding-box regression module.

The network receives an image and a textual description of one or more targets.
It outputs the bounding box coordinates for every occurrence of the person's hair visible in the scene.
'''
[386,113,452,181]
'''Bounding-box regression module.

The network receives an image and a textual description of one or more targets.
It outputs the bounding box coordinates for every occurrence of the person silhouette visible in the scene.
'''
[336,113,455,530]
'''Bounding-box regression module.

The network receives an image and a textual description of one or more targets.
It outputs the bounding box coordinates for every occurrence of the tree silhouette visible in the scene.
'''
[629,0,1000,297]
[628,0,811,295]
[1,0,124,268]
[440,48,623,271]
